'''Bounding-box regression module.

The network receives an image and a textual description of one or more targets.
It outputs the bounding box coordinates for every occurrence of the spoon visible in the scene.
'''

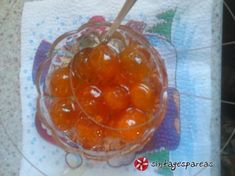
[102,0,137,42]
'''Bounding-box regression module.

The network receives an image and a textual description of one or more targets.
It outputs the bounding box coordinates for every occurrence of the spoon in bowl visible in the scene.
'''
[102,0,137,42]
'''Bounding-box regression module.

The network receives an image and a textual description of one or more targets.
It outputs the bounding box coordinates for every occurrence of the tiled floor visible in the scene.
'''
[0,0,25,175]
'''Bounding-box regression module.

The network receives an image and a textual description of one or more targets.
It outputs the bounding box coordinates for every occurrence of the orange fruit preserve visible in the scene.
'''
[47,66,72,97]
[50,98,79,131]
[47,39,163,151]
[74,113,104,150]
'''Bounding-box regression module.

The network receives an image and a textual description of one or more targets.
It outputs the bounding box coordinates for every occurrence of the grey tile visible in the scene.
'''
[0,0,17,26]
[0,127,21,176]
[0,0,23,175]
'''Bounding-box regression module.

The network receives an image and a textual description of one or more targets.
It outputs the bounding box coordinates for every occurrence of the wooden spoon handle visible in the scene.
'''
[103,0,137,42]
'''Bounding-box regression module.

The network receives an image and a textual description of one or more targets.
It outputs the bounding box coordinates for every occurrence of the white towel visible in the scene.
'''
[20,0,221,175]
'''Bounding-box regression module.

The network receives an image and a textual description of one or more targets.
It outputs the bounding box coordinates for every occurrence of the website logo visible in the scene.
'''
[134,157,149,171]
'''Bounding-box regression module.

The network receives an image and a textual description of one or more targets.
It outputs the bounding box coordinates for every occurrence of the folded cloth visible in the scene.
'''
[31,28,180,175]
[20,0,221,175]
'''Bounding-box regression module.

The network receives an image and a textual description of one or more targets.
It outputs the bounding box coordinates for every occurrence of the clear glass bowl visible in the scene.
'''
[35,21,168,160]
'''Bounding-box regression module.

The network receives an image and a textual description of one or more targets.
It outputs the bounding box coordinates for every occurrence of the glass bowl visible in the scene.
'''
[35,21,168,160]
